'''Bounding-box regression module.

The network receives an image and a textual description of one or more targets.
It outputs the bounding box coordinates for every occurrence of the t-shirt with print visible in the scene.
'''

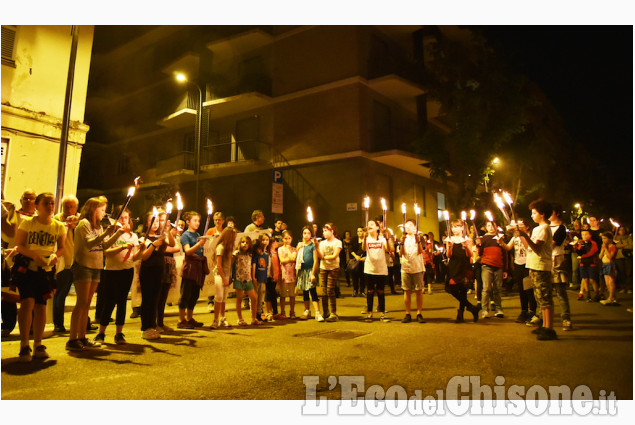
[215,243,232,280]
[18,217,65,259]
[234,253,252,282]
[526,224,553,271]
[105,232,139,270]
[511,236,527,265]
[252,251,269,283]
[400,235,424,274]
[364,235,388,276]
[319,238,342,270]
[181,230,203,257]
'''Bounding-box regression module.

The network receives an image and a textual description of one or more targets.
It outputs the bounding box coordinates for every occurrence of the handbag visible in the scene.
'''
[346,258,360,273]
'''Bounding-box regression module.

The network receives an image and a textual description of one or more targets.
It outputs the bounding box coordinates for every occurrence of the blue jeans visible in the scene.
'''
[481,264,503,312]
[53,268,73,328]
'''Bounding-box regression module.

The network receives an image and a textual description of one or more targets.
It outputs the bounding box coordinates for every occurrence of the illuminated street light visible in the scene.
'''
[574,203,581,209]
[175,72,203,203]
[492,157,500,165]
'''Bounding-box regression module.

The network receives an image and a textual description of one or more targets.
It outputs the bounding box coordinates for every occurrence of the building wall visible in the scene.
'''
[1,25,94,204]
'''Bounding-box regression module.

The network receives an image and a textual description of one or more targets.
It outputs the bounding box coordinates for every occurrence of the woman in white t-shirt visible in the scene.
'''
[67,196,123,351]
[94,207,140,345]
[15,192,66,361]
[362,219,392,322]
[317,223,342,322]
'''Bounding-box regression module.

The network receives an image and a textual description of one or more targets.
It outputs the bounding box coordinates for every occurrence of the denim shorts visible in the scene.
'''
[71,262,101,283]
[579,265,599,282]
[601,262,616,277]
[233,279,255,292]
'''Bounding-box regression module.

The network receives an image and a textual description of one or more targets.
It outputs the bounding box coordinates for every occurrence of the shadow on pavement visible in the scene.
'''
[1,358,58,375]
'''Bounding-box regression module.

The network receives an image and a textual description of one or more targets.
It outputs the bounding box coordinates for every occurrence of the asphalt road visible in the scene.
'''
[1,282,632,401]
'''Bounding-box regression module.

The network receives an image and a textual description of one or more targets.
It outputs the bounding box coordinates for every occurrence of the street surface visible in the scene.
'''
[1,282,632,401]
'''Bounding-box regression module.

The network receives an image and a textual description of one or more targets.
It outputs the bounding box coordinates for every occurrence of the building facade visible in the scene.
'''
[80,25,451,236]
[1,25,94,204]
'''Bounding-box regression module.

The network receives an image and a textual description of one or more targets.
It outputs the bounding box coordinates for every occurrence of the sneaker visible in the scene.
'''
[586,297,595,303]
[515,312,528,323]
[80,337,101,348]
[577,293,584,301]
[380,314,390,322]
[19,346,32,362]
[494,310,504,318]
[114,333,127,344]
[315,312,325,322]
[160,324,174,333]
[526,316,542,327]
[537,327,558,341]
[300,310,311,320]
[481,310,490,319]
[53,325,67,333]
[402,314,412,323]
[325,313,339,322]
[562,320,573,331]
[34,345,49,359]
[220,317,232,327]
[94,333,106,344]
[416,314,426,324]
[177,320,194,329]
[364,314,373,322]
[266,314,275,322]
[361,309,368,314]
[65,339,84,351]
[188,319,204,328]
[142,329,161,340]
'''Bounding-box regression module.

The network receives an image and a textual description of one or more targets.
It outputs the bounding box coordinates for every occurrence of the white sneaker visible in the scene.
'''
[316,312,325,322]
[142,328,161,340]
[34,345,50,359]
[562,320,573,331]
[220,317,232,328]
[481,310,490,319]
[300,310,311,320]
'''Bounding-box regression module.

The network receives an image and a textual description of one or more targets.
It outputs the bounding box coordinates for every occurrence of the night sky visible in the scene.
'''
[480,26,633,185]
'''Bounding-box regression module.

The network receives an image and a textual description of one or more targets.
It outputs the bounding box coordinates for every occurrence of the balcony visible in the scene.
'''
[200,137,272,178]
[156,152,195,179]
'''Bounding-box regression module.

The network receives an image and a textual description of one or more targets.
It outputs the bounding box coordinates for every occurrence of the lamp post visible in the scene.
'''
[176,73,203,204]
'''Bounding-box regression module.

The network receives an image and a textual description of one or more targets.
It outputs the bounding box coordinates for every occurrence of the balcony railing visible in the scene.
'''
[201,137,271,166]
[156,151,196,176]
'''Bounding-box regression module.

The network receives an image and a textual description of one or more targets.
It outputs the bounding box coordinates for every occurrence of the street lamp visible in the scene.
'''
[175,72,203,204]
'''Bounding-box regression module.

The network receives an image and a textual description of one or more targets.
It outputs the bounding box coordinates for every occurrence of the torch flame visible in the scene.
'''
[401,203,406,214]
[176,192,183,210]
[126,186,135,197]
[443,210,450,221]
[152,206,158,218]
[363,196,370,210]
[381,198,387,211]
[461,211,467,221]
[307,206,313,223]
[165,201,173,215]
[470,210,476,221]
[493,193,506,210]
[206,199,213,215]
[133,176,141,187]
[502,191,513,205]
[610,218,620,228]
[485,210,494,222]
[414,203,420,215]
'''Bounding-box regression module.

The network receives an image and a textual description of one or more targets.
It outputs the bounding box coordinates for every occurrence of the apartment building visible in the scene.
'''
[80,25,450,235]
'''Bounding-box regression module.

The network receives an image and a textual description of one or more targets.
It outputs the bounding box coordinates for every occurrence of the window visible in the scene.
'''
[116,156,129,175]
[1,25,17,67]
[1,137,8,191]
[437,192,446,222]
[371,100,392,151]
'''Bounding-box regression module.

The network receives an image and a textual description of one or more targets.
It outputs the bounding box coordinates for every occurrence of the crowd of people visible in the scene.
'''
[1,189,633,361]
